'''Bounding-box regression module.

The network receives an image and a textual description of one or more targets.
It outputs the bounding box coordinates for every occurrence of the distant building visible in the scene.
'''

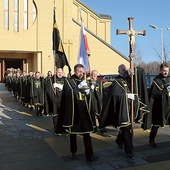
[0,0,129,82]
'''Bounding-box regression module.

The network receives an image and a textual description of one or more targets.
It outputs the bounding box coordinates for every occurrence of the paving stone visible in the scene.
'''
[0,83,170,170]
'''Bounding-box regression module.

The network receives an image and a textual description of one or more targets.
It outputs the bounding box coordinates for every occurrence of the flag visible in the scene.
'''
[53,9,71,73]
[78,23,90,73]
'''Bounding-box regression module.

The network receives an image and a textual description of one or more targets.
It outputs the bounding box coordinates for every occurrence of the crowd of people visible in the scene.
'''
[3,63,170,162]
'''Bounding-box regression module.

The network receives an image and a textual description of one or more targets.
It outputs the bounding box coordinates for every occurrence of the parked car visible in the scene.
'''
[98,73,157,95]
[97,74,118,83]
[145,74,157,95]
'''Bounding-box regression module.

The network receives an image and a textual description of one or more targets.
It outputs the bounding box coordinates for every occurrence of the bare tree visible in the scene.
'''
[152,41,170,63]
[134,44,143,65]
[132,43,170,74]
[137,61,160,74]
[164,42,170,62]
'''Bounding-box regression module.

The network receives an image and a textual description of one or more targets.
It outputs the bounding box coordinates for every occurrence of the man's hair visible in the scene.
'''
[91,70,98,75]
[74,64,84,72]
[160,63,169,70]
[35,71,40,74]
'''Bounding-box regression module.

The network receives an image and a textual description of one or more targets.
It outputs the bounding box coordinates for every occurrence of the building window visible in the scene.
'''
[4,0,9,30]
[23,0,28,30]
[33,1,37,23]
[14,0,19,32]
[4,0,37,32]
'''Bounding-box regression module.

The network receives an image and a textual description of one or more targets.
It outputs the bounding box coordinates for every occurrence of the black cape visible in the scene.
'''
[134,67,151,130]
[99,67,151,130]
[45,75,64,115]
[30,77,44,106]
[149,73,170,126]
[56,75,96,134]
[90,79,103,116]
[99,75,131,128]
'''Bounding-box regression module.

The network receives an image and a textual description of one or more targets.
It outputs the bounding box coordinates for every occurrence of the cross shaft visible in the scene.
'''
[116,17,146,138]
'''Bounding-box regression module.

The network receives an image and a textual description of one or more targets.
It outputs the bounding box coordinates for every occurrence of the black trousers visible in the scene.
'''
[117,125,134,154]
[53,115,58,133]
[70,133,93,159]
[35,105,43,117]
[149,125,159,141]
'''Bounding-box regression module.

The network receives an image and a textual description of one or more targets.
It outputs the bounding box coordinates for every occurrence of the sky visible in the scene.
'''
[80,0,170,63]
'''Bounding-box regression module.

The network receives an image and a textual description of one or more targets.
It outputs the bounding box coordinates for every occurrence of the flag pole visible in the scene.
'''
[79,8,83,23]
[79,8,86,78]
[53,3,56,94]
[78,8,90,76]
[52,0,71,79]
[54,1,56,82]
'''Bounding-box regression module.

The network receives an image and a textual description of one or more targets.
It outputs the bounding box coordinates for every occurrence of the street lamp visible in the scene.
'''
[149,24,170,63]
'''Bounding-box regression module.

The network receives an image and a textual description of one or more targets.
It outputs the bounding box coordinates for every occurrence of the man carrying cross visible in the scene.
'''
[100,64,135,159]
[99,17,150,159]
[116,17,147,135]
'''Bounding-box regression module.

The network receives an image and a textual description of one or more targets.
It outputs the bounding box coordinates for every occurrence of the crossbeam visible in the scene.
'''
[116,17,146,58]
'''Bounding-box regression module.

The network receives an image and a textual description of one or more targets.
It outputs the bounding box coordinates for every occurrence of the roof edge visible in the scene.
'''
[76,0,112,20]
[73,18,129,62]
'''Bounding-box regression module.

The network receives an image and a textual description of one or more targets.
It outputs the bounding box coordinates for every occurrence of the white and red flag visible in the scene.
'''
[78,23,90,73]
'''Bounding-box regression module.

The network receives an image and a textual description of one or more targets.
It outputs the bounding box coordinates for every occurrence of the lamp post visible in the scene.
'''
[149,25,170,63]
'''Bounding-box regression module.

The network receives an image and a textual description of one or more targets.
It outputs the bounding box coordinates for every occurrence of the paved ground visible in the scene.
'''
[0,83,170,170]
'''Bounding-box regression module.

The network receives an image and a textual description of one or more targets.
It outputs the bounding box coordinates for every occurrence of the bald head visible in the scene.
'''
[118,64,129,78]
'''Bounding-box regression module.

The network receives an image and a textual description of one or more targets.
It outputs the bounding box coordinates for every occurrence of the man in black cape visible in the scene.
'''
[149,63,170,147]
[57,64,97,162]
[30,71,44,117]
[45,68,65,135]
[89,70,105,133]
[99,64,150,159]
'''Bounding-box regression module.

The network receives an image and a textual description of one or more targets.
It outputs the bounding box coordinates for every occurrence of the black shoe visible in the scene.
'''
[100,128,107,133]
[149,140,157,147]
[115,139,124,149]
[127,153,135,159]
[70,153,76,159]
[86,156,99,162]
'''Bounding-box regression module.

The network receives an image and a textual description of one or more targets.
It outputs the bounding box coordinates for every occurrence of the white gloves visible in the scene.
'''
[127,93,135,100]
[53,83,63,90]
[167,86,170,92]
[78,80,87,89]
[77,80,90,95]
[91,84,95,90]
[84,89,90,95]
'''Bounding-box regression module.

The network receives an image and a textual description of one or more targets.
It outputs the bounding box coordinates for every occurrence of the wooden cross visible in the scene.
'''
[116,17,146,137]
[116,17,146,59]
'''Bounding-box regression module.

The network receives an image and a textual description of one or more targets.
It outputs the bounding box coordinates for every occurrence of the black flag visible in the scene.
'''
[53,9,71,73]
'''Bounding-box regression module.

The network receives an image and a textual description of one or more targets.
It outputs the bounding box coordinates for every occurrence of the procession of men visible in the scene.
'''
[3,15,170,161]
[3,58,170,163]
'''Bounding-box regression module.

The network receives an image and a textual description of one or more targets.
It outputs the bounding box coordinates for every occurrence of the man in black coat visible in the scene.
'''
[45,68,65,135]
[149,63,170,147]
[99,64,150,159]
[58,64,97,162]
[30,71,44,117]
[45,68,64,116]
[90,70,105,133]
